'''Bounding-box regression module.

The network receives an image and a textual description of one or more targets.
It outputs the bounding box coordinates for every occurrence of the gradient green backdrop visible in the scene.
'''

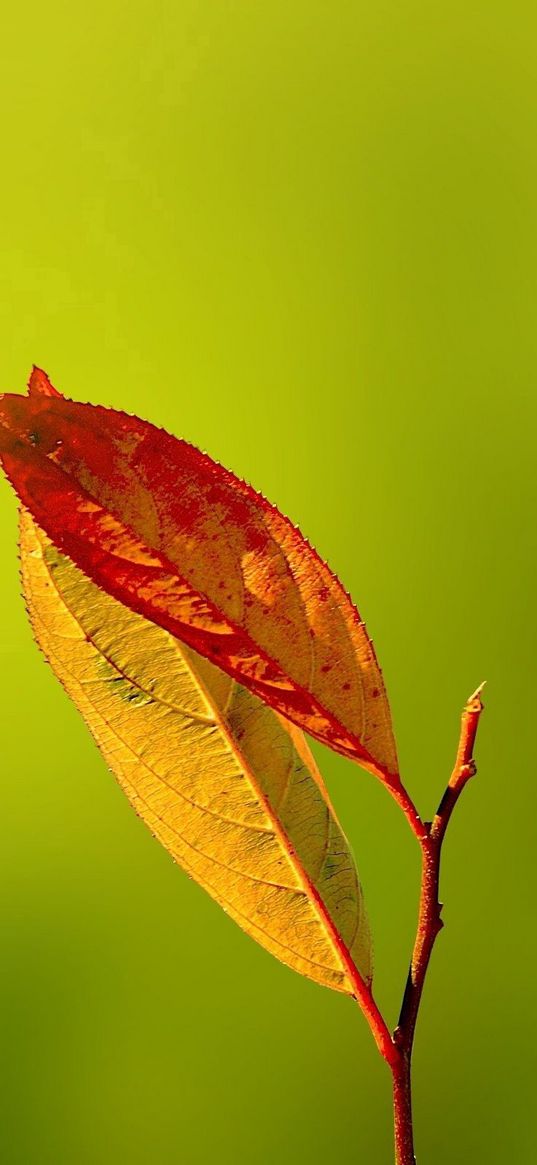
[1,4,535,1162]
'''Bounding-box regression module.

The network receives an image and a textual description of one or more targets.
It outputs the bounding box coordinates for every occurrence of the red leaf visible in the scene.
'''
[0,371,399,783]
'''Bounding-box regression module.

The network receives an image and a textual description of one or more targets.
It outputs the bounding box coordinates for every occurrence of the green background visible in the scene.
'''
[0,3,535,1161]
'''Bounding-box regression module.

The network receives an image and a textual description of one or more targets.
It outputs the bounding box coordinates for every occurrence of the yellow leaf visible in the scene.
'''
[20,509,372,994]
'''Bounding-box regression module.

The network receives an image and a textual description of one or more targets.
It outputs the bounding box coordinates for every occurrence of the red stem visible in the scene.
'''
[392,1051,415,1165]
[391,685,485,1163]
[350,686,485,1165]
[395,686,485,1053]
[386,778,428,842]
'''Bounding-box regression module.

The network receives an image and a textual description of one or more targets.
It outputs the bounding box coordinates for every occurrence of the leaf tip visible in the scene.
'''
[27,366,61,399]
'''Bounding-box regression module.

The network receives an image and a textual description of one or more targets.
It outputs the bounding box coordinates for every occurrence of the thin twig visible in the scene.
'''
[349,686,485,1163]
[390,685,485,1164]
[431,683,486,845]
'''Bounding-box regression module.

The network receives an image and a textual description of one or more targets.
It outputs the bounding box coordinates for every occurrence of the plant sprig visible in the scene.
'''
[0,367,485,1164]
